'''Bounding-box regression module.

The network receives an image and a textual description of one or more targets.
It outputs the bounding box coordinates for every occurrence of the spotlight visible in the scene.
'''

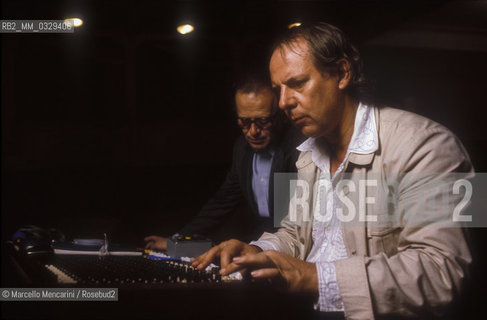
[64,18,83,27]
[288,22,301,29]
[177,24,194,35]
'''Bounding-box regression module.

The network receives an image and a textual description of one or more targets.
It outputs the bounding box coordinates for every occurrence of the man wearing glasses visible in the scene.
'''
[144,72,301,250]
[193,23,474,318]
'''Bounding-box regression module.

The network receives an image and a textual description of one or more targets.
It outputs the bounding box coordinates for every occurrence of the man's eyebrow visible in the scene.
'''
[271,75,306,87]
[284,76,307,87]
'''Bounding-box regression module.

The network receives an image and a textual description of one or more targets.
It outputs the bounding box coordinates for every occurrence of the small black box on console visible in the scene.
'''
[166,235,212,258]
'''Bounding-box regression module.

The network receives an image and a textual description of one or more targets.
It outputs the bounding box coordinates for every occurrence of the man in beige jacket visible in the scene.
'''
[193,22,473,319]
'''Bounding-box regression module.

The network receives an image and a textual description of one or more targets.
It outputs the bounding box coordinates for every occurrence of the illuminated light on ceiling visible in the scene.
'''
[288,22,302,29]
[177,24,194,35]
[64,18,83,27]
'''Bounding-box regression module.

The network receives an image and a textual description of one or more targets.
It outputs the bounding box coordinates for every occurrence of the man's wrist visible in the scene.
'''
[304,262,319,293]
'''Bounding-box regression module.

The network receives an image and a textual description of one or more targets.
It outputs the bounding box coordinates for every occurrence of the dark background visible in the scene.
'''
[1,0,487,317]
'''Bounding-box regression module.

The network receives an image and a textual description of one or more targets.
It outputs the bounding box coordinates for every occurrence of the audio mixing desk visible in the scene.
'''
[2,242,317,320]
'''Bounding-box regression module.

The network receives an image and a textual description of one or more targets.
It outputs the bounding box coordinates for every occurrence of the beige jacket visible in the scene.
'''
[258,107,473,319]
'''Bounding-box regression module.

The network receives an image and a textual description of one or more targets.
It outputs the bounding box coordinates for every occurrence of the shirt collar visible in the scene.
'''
[296,103,378,171]
[254,147,275,158]
[348,102,378,154]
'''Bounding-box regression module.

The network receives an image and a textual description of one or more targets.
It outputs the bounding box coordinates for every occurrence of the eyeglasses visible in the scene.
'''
[237,116,274,130]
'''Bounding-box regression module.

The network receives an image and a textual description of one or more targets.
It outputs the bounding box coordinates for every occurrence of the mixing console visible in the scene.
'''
[3,243,316,320]
[17,253,237,286]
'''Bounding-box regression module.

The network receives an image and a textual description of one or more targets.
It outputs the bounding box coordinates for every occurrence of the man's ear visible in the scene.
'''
[337,59,352,90]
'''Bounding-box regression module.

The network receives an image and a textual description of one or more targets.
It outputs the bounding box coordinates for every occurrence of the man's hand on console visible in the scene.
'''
[230,250,318,293]
[144,235,168,250]
[191,239,261,273]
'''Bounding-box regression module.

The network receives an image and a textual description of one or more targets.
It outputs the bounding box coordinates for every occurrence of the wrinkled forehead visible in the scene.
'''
[235,89,275,117]
[269,39,313,82]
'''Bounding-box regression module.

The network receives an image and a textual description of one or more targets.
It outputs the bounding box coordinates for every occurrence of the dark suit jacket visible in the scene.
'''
[179,126,302,239]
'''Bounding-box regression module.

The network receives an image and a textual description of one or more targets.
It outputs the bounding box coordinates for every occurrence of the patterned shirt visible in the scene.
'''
[252,102,378,312]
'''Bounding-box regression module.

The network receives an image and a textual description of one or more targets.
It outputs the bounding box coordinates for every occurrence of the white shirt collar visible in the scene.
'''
[296,103,378,172]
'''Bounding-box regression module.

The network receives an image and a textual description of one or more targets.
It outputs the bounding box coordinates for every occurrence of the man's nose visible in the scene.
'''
[249,123,261,136]
[278,87,294,110]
